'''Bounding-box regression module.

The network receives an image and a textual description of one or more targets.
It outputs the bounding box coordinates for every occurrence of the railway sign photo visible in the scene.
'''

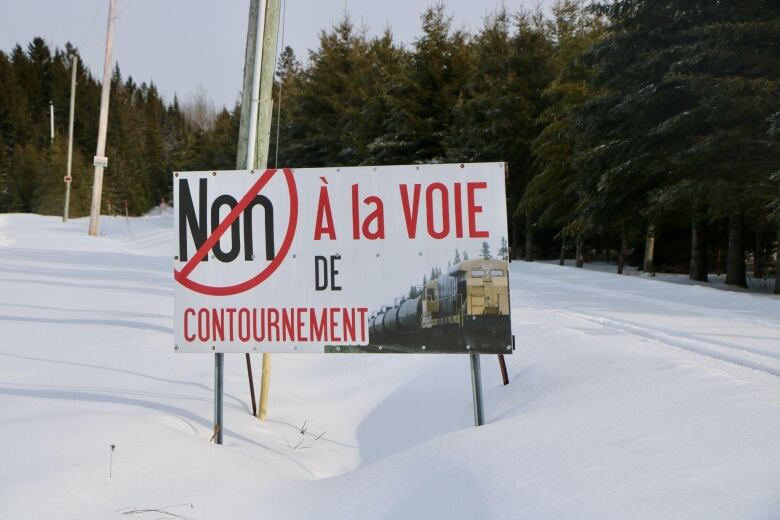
[173,163,512,354]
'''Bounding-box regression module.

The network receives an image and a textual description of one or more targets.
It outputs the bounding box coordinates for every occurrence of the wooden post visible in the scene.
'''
[643,222,656,276]
[63,55,77,223]
[254,0,282,422]
[258,353,272,420]
[498,355,509,386]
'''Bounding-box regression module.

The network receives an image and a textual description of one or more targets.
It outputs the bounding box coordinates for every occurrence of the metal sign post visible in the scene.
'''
[214,353,224,444]
[470,353,485,426]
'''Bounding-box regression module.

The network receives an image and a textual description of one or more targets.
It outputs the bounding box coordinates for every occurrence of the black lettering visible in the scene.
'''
[178,178,208,262]
[243,195,275,261]
[330,255,342,291]
[315,256,328,290]
[211,195,241,262]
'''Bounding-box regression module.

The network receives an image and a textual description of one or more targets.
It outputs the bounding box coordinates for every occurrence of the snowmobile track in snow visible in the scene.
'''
[539,307,780,379]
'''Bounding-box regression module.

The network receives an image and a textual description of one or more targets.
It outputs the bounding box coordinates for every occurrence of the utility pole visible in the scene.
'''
[63,55,78,223]
[234,0,262,433]
[49,102,54,143]
[233,0,281,427]
[88,0,118,237]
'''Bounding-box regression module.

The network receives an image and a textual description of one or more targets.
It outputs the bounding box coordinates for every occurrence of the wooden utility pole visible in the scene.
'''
[63,55,78,223]
[88,0,118,236]
[234,0,281,422]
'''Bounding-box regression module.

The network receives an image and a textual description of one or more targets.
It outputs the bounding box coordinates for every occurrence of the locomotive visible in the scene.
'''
[366,258,512,354]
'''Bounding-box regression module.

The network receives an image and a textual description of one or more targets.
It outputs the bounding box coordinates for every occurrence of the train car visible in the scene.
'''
[373,307,387,336]
[397,296,421,331]
[382,305,401,333]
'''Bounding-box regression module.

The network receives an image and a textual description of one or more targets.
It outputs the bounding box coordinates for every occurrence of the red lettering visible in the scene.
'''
[238,308,250,342]
[329,307,341,342]
[225,308,236,341]
[297,307,308,341]
[361,196,385,240]
[467,182,489,238]
[357,308,368,342]
[211,308,225,341]
[399,184,422,238]
[351,184,360,239]
[342,307,355,342]
[310,308,327,341]
[252,309,265,341]
[197,309,210,342]
[314,186,336,240]
[267,308,280,341]
[426,183,449,239]
[454,183,463,238]
[281,309,295,341]
[184,308,196,342]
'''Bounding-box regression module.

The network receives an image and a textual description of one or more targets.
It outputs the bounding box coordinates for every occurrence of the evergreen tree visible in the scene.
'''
[281,17,373,167]
[523,0,604,259]
[369,5,471,164]
[446,7,553,257]
[481,241,492,259]
[575,0,780,285]
[498,236,509,260]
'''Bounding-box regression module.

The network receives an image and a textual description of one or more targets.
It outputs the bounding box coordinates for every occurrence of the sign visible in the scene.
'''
[93,156,108,168]
[173,163,512,354]
[63,176,72,183]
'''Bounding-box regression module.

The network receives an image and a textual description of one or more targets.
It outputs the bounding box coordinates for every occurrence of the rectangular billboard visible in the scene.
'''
[173,163,512,354]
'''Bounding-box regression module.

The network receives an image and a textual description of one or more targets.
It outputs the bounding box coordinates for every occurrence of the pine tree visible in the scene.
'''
[369,5,471,164]
[481,241,492,260]
[281,17,373,167]
[446,7,553,257]
[498,236,509,260]
[523,0,603,256]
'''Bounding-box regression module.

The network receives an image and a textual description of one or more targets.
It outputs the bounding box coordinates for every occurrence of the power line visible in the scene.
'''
[85,0,109,67]
[119,0,137,18]
[80,0,104,51]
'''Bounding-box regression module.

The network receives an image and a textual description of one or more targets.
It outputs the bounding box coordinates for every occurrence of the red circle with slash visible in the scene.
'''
[174,168,298,296]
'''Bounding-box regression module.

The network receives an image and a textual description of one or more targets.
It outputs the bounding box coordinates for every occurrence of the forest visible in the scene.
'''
[0,0,778,291]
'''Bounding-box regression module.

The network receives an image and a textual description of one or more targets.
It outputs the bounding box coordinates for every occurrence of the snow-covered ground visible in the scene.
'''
[0,213,778,519]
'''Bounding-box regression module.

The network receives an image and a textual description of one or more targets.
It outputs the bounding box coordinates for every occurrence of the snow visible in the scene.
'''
[549,259,778,295]
[0,213,778,519]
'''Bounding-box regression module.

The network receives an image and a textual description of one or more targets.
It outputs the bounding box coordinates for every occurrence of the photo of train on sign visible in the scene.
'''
[173,162,513,355]
[328,258,511,354]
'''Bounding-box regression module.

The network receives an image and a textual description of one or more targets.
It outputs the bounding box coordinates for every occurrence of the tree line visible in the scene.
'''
[0,39,239,218]
[0,0,778,292]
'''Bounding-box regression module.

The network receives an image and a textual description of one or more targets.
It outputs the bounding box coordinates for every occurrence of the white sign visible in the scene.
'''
[174,163,512,354]
[93,156,108,168]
